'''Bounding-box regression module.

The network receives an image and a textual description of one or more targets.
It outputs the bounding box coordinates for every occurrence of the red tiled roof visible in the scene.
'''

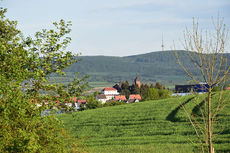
[72,97,78,103]
[103,87,117,91]
[115,95,126,101]
[77,100,87,105]
[129,94,141,100]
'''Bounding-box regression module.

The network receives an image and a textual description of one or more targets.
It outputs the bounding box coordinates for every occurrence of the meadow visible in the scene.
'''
[58,91,230,153]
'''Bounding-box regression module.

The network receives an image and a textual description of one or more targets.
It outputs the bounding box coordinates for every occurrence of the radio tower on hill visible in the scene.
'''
[161,33,164,51]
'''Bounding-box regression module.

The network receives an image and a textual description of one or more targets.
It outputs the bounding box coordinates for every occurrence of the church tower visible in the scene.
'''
[135,77,141,88]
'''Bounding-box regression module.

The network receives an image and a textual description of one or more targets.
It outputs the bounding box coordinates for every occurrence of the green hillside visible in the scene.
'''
[58,91,230,153]
[63,50,230,86]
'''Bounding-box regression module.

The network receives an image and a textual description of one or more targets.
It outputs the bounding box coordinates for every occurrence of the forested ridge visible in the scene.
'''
[64,50,230,84]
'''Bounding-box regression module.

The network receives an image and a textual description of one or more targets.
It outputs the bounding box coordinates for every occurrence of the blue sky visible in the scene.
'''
[1,0,230,56]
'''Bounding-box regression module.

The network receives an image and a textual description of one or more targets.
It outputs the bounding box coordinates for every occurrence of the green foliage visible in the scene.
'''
[117,81,171,101]
[0,7,85,152]
[59,92,230,153]
[155,82,163,89]
[103,101,126,107]
[140,84,149,100]
[118,81,130,99]
[121,81,129,89]
[79,95,126,111]
[158,89,172,99]
[145,88,159,100]
[79,95,102,110]
[212,86,221,92]
[140,83,171,101]
[0,8,30,82]
[130,84,140,94]
[0,84,78,152]
[26,19,78,98]
[56,74,88,112]
[120,89,130,99]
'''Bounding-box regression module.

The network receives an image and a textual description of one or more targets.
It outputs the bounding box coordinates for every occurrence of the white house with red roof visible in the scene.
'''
[102,87,119,95]
[96,87,119,103]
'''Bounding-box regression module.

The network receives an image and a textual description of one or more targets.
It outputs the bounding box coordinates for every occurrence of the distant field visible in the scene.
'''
[58,91,230,153]
[88,81,115,88]
[47,75,115,88]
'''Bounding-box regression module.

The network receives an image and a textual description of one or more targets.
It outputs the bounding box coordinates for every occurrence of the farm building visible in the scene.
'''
[175,83,214,93]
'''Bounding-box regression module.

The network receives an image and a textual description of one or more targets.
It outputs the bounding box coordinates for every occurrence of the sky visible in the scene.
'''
[1,0,230,56]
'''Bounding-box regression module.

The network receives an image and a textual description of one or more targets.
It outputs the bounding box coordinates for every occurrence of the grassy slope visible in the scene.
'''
[58,91,230,153]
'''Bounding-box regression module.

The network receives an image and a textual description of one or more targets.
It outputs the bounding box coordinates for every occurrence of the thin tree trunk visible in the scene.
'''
[208,87,213,153]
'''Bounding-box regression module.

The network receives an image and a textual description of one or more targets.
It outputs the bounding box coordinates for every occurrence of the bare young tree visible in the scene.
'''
[175,17,229,153]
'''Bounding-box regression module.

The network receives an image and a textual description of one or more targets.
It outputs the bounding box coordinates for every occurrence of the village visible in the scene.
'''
[32,75,230,113]
[69,77,230,111]
[73,77,142,110]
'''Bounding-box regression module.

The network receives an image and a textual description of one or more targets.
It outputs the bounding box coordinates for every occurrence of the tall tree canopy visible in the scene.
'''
[0,7,85,152]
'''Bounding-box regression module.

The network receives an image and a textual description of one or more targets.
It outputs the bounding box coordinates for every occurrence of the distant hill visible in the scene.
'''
[63,50,230,85]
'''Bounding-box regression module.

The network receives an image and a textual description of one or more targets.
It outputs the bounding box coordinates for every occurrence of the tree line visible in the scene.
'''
[114,81,172,101]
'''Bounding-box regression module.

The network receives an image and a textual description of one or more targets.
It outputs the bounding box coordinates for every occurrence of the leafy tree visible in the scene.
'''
[26,19,77,99]
[0,8,30,83]
[140,84,149,100]
[150,84,154,88]
[121,81,129,90]
[158,89,172,99]
[120,81,131,99]
[0,7,84,152]
[84,95,102,110]
[130,84,140,94]
[121,89,131,99]
[155,82,163,89]
[145,88,159,100]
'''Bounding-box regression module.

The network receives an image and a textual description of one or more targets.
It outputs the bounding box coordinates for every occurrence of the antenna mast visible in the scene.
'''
[161,33,164,51]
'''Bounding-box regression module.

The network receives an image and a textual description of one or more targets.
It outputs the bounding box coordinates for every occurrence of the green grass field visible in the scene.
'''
[58,91,230,153]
